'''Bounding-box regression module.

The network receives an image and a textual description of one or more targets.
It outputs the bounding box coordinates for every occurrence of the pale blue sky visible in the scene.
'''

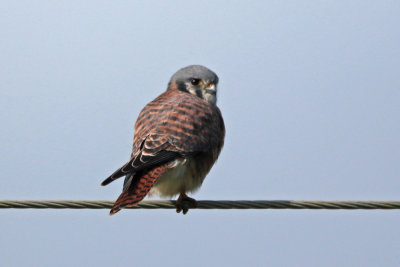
[1,1,399,266]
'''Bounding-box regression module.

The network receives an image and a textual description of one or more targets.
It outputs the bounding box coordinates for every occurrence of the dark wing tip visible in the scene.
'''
[101,159,136,186]
[101,177,112,186]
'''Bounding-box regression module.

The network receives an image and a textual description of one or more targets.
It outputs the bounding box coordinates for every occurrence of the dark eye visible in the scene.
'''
[190,79,201,86]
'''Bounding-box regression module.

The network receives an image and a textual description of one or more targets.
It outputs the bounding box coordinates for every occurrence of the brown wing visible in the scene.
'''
[102,89,225,187]
[101,135,179,186]
[135,89,225,153]
[104,89,225,215]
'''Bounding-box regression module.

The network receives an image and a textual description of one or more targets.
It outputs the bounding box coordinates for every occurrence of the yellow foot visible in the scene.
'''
[175,193,198,215]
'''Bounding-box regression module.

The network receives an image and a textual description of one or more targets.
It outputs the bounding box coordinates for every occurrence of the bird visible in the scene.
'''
[101,65,225,215]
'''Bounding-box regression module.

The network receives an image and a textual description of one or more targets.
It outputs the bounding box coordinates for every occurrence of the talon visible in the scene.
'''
[175,192,198,215]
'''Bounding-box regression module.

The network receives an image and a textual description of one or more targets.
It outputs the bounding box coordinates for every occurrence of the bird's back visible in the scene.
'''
[132,89,225,157]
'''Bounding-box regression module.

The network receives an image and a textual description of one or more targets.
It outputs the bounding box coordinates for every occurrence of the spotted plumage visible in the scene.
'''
[102,65,225,215]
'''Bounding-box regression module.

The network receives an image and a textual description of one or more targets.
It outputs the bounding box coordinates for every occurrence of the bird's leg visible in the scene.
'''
[175,192,198,215]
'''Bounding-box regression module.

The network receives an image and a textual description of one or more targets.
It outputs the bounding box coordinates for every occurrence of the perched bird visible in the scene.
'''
[102,65,225,215]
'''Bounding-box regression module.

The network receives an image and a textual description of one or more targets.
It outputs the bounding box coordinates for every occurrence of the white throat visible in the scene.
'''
[204,92,217,105]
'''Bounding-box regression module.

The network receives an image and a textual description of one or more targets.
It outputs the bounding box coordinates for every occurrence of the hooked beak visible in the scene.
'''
[205,83,216,95]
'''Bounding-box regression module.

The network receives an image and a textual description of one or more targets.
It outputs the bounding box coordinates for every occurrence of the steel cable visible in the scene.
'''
[0,200,399,210]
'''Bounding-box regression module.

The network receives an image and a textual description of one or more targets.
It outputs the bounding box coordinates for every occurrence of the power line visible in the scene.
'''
[0,200,400,210]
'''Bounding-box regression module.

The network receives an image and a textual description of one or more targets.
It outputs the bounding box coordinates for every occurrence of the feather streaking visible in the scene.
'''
[102,65,225,215]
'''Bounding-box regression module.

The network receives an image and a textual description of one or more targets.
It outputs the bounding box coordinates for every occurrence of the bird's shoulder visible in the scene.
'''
[131,89,224,154]
[135,90,217,132]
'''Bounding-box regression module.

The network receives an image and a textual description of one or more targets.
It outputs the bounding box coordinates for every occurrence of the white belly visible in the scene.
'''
[149,158,205,198]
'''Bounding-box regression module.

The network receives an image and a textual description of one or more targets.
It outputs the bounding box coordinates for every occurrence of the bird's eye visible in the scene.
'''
[190,79,201,86]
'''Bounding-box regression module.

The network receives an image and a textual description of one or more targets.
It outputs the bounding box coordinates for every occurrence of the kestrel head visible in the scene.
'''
[168,65,219,105]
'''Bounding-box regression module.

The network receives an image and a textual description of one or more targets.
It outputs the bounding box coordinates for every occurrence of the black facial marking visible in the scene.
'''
[195,89,202,98]
[177,82,188,92]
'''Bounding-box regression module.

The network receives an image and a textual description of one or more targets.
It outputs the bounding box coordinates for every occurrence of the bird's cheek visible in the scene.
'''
[188,88,203,98]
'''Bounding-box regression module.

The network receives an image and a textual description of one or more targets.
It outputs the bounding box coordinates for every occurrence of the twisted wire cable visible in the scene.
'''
[0,200,399,210]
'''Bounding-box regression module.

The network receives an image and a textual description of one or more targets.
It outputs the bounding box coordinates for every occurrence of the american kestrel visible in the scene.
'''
[102,65,225,215]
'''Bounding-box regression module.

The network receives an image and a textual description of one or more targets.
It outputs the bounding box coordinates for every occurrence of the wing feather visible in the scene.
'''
[102,90,224,187]
[101,135,181,186]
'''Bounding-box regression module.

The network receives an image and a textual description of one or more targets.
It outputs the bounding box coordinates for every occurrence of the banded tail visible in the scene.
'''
[109,163,169,215]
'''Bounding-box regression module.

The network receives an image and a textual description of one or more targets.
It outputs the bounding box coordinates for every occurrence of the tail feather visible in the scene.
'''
[109,163,169,215]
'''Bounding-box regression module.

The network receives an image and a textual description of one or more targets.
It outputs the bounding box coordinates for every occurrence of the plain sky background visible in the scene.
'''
[1,1,399,266]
